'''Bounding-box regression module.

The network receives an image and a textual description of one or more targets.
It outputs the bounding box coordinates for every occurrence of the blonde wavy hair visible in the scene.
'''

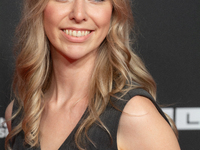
[5,0,178,149]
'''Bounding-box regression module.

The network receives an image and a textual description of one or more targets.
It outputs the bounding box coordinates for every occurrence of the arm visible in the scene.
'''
[117,96,180,150]
[5,100,14,132]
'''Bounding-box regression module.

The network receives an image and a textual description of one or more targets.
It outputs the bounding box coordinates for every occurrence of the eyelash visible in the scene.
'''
[56,0,68,2]
[93,0,105,2]
[56,0,105,2]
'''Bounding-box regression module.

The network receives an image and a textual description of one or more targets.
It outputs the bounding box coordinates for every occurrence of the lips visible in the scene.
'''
[63,29,91,37]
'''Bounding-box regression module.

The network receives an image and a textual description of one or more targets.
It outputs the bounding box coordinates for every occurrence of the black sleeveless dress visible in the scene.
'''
[11,88,170,150]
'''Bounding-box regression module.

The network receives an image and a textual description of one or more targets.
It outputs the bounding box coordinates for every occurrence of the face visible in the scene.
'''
[43,0,113,61]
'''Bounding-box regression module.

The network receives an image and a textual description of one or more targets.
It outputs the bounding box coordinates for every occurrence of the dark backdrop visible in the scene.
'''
[0,0,199,149]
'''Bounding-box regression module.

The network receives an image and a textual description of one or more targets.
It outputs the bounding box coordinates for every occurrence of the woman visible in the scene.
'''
[5,0,180,149]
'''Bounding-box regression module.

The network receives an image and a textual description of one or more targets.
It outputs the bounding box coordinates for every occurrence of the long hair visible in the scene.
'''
[5,0,177,149]
[5,0,50,149]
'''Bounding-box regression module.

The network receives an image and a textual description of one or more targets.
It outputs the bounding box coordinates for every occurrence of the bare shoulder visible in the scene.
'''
[5,100,14,132]
[121,95,158,116]
[117,96,180,150]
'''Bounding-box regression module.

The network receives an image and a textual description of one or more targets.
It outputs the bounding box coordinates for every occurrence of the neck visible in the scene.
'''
[45,49,97,108]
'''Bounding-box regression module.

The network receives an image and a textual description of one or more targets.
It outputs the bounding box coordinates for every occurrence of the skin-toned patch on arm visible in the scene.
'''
[117,96,181,150]
[5,100,14,132]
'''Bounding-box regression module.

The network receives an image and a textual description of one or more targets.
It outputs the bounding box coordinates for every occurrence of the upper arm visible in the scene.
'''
[5,100,14,132]
[117,96,180,150]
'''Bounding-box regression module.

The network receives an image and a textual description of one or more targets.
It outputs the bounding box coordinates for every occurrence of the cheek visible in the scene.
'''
[43,3,63,32]
[43,5,54,33]
[103,11,112,28]
[44,4,56,27]
[43,4,61,47]
[94,6,112,30]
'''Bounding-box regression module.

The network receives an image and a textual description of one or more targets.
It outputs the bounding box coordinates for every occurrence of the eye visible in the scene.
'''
[90,0,105,2]
[56,0,68,2]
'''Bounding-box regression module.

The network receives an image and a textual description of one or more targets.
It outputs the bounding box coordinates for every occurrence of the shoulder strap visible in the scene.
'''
[110,88,170,125]
[126,88,170,125]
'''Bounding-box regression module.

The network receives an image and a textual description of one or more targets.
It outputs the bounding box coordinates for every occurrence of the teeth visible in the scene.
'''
[72,30,76,36]
[63,29,91,37]
[69,30,72,36]
[77,31,81,37]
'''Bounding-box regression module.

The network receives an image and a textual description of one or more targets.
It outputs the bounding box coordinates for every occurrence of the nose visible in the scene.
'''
[69,0,88,23]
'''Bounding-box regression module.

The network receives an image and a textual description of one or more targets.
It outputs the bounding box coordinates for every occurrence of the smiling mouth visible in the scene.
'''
[63,29,91,37]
